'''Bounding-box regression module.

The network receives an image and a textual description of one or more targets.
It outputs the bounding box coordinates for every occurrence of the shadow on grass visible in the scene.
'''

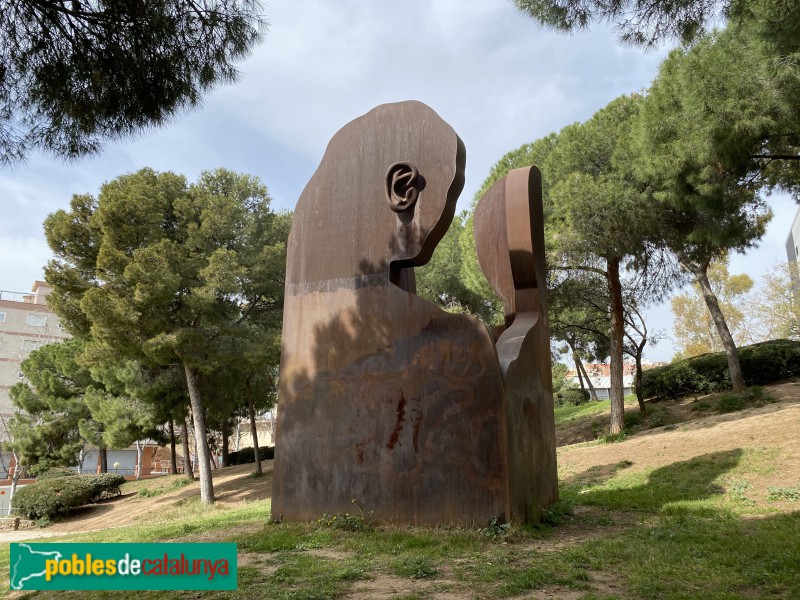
[563,460,635,488]
[565,449,743,514]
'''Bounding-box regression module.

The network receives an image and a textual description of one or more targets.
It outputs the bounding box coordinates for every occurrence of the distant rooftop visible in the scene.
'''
[0,290,30,303]
[0,281,53,305]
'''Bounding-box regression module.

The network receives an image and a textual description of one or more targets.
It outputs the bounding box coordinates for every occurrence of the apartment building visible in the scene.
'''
[0,281,70,417]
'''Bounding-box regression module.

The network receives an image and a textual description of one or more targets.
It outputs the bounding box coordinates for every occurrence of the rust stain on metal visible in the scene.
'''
[387,392,407,450]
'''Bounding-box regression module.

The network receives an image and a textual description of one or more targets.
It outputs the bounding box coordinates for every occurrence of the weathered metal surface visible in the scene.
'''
[473,166,559,522]
[271,102,556,525]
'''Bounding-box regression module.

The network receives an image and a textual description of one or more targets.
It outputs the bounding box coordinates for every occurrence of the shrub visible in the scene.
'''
[641,339,800,398]
[227,445,274,465]
[37,467,78,481]
[624,411,643,430]
[716,392,746,413]
[87,473,125,502]
[14,473,125,520]
[647,410,668,428]
[716,386,777,414]
[14,477,93,520]
[554,388,590,407]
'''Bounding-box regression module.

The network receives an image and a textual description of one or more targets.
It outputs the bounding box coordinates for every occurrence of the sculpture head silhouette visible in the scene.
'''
[286,101,466,288]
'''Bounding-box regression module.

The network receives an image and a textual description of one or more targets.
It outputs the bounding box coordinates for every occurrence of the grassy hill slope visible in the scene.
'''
[4,381,800,599]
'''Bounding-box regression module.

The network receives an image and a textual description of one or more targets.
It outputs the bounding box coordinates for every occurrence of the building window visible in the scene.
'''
[0,311,5,323]
[26,313,46,327]
[21,340,45,354]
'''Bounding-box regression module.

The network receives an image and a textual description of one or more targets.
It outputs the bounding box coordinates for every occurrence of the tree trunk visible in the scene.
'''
[181,418,194,480]
[687,260,747,392]
[135,439,143,480]
[248,391,262,476]
[577,359,599,400]
[169,418,178,475]
[568,340,586,392]
[235,421,242,452]
[9,451,21,512]
[222,420,230,468]
[99,447,108,474]
[184,364,214,504]
[634,345,646,413]
[607,257,625,435]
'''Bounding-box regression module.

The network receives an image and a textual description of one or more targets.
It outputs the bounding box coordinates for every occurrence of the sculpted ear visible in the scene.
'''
[385,162,424,212]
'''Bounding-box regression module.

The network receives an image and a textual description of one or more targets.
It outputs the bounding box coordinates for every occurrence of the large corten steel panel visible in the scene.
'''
[473,167,559,522]
[271,101,556,525]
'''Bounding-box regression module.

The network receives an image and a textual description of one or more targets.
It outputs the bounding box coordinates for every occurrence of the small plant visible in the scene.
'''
[599,431,628,444]
[624,411,643,430]
[317,499,373,531]
[648,410,668,428]
[538,498,574,527]
[692,400,710,412]
[743,386,777,405]
[480,515,511,539]
[137,487,161,498]
[728,479,751,502]
[716,392,746,413]
[767,486,800,502]
[393,556,438,579]
[171,477,192,489]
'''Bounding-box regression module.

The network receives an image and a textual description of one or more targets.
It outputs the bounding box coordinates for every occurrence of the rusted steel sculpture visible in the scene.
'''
[271,101,557,525]
[473,166,558,519]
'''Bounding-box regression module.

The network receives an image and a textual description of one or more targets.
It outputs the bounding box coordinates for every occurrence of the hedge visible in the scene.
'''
[14,473,126,520]
[227,445,274,465]
[641,339,800,399]
[37,467,78,481]
[554,388,591,408]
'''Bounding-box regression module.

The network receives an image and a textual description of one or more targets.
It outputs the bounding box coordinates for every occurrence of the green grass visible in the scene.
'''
[554,399,611,425]
[8,470,800,600]
[120,474,194,495]
[5,437,799,598]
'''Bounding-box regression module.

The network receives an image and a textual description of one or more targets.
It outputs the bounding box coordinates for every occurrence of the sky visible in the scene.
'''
[0,0,793,362]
